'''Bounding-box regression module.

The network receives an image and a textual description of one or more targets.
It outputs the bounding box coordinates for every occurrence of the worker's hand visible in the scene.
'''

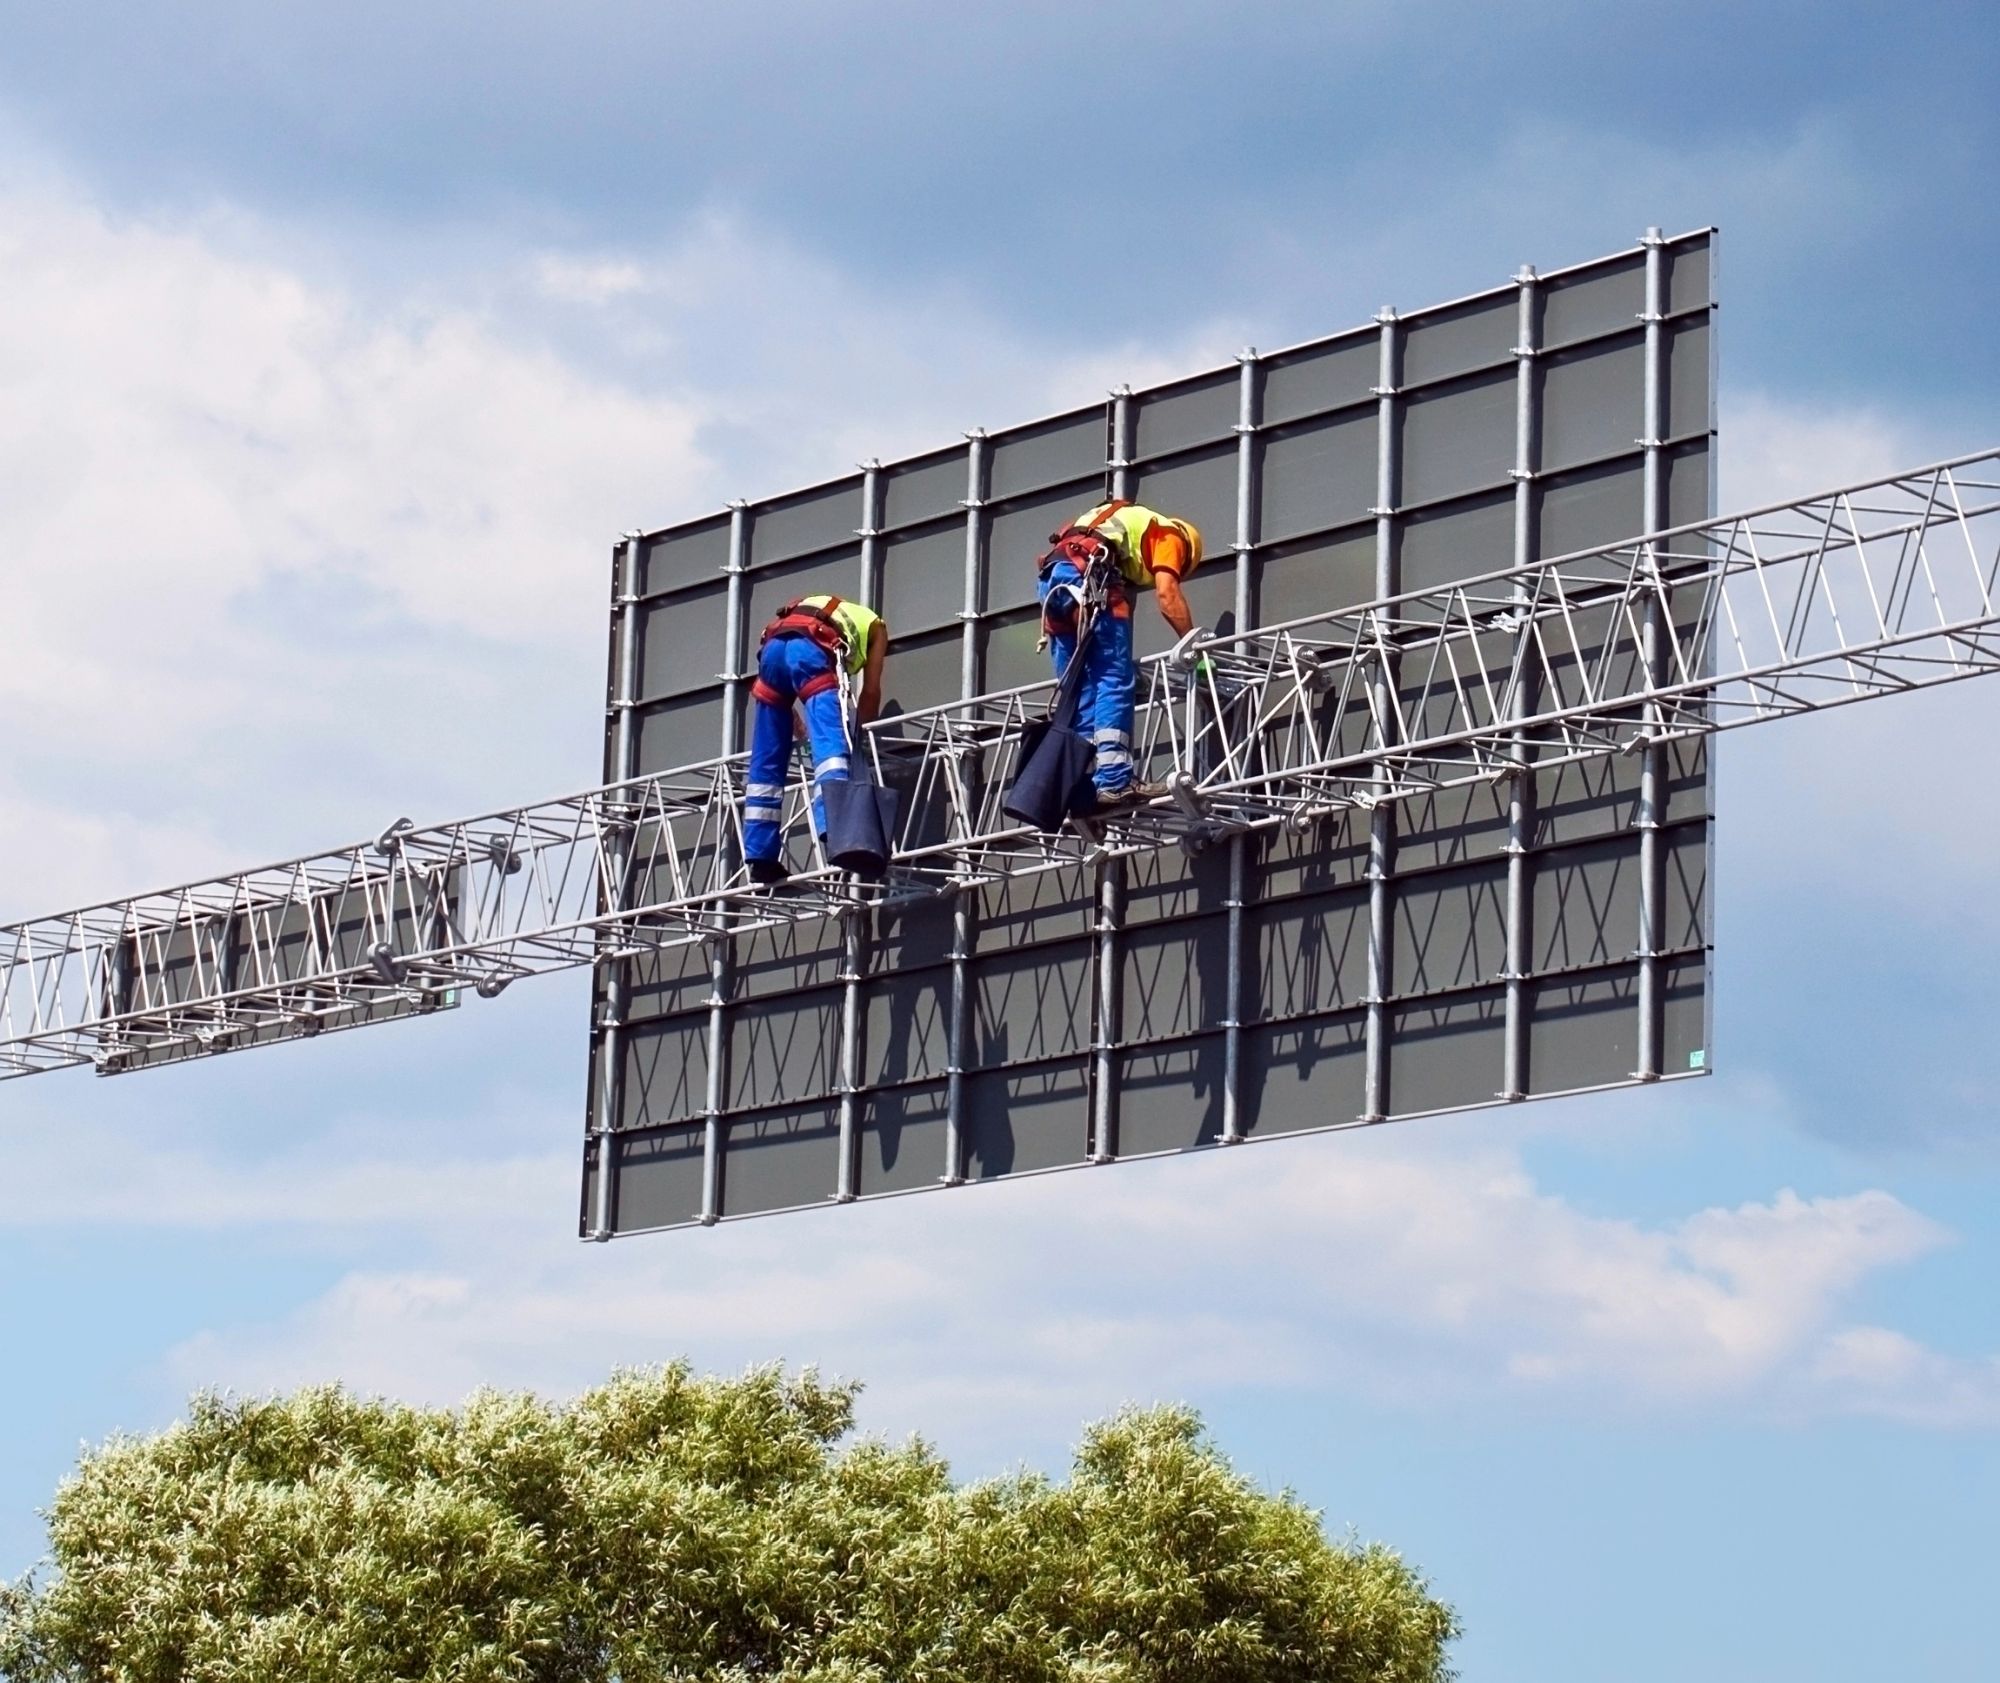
[1192,654,1214,679]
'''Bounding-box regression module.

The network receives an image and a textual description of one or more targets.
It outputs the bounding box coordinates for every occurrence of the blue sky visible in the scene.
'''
[0,4,1996,1678]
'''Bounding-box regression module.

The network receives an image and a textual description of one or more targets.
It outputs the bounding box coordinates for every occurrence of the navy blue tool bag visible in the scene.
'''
[821,777,900,875]
[1002,625,1097,832]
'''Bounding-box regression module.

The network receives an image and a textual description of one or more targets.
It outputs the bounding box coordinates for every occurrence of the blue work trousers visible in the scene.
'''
[744,637,851,864]
[1038,560,1136,794]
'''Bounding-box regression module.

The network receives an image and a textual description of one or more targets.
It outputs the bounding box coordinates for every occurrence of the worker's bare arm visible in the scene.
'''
[1153,569,1195,638]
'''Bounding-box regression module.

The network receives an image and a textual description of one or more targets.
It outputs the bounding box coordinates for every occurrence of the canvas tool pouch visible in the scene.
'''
[821,778,900,875]
[1002,618,1099,832]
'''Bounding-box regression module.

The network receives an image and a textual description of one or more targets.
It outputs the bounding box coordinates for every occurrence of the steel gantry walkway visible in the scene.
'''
[3,447,1997,1084]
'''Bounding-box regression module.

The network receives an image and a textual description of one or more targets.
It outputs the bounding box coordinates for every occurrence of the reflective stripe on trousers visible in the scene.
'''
[744,637,853,864]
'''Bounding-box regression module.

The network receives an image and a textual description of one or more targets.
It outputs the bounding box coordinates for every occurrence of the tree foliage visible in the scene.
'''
[0,1364,1456,1682]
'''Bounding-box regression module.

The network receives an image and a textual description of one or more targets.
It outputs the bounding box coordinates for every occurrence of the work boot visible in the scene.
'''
[1088,779,1166,812]
[746,858,789,887]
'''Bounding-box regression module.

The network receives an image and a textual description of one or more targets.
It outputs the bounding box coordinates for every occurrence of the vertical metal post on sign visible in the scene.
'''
[1362,310,1401,1122]
[1221,347,1260,1143]
[588,530,645,1240]
[1090,389,1136,1161]
[858,461,885,608]
[942,890,973,1186]
[938,431,988,1188]
[1635,229,1670,1080]
[700,501,752,1224]
[834,909,865,1202]
[960,431,988,699]
[1502,267,1540,1101]
[833,466,886,1202]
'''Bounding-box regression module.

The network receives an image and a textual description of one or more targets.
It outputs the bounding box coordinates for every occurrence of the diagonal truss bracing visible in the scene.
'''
[4,447,1998,1082]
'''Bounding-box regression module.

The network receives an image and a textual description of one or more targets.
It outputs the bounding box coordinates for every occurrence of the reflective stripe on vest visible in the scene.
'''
[797,594,883,674]
[1068,501,1204,589]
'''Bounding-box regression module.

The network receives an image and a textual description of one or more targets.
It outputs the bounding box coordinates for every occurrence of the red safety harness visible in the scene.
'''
[753,595,851,705]
[1037,504,1131,637]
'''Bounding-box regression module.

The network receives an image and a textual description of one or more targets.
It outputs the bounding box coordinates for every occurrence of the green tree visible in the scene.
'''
[0,1364,1456,1683]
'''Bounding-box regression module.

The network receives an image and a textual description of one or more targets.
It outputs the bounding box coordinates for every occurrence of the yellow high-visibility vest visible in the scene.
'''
[1068,501,1204,589]
[797,594,884,674]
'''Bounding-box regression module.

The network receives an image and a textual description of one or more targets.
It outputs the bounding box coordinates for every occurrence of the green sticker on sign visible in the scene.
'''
[1688,1048,1706,1069]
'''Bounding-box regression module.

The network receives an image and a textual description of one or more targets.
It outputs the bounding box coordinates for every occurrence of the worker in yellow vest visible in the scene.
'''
[1036,499,1202,806]
[744,593,887,884]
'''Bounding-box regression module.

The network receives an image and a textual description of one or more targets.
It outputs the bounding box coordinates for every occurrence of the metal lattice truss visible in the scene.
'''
[5,447,1997,1082]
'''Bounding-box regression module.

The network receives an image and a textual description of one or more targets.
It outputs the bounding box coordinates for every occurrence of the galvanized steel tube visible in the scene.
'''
[1363,310,1401,1122]
[1503,268,1539,1102]
[939,432,987,1188]
[1221,348,1260,1142]
[588,530,645,1239]
[1090,389,1136,1160]
[943,890,972,1184]
[1636,229,1669,1080]
[835,908,864,1201]
[701,502,753,1222]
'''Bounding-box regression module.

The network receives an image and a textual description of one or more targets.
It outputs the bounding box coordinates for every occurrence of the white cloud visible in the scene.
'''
[532,254,646,305]
[0,184,1250,919]
[1720,389,1967,513]
[147,1118,1997,1448]
[0,178,716,910]
[1811,1326,2000,1428]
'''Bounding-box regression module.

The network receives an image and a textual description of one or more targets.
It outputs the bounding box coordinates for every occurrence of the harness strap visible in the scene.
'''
[759,594,853,662]
[797,668,840,701]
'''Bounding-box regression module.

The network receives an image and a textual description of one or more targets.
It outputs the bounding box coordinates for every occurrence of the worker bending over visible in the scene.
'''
[743,593,887,884]
[1036,499,1203,808]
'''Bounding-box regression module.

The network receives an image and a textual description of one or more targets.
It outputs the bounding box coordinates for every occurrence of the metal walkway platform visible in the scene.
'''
[4,447,1996,1083]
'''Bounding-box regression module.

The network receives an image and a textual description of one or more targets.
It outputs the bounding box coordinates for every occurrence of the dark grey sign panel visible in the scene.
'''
[585,230,1717,1236]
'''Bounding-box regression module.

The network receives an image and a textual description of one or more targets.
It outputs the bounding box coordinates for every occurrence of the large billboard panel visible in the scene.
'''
[586,230,1717,1235]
